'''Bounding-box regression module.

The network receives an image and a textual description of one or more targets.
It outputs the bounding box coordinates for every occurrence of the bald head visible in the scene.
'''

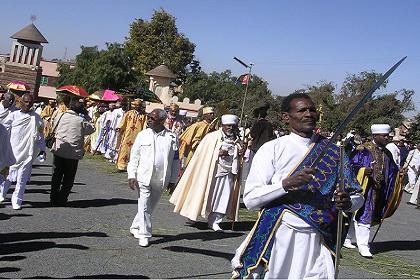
[2,92,15,108]
[21,93,34,113]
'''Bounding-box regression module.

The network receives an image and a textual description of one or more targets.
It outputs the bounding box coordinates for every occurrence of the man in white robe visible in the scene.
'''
[403,143,420,194]
[231,93,364,279]
[170,114,243,232]
[0,94,46,209]
[0,124,16,192]
[104,103,124,161]
[0,92,17,123]
[127,109,179,247]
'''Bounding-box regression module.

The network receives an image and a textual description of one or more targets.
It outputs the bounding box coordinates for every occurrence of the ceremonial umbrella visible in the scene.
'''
[7,81,31,95]
[90,89,122,102]
[56,85,89,98]
[119,87,162,103]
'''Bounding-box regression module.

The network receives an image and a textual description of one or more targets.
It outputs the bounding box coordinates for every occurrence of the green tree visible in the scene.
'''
[407,114,420,143]
[57,43,137,93]
[125,9,196,84]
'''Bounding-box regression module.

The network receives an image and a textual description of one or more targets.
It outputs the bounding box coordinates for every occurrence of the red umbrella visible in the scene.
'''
[56,85,89,98]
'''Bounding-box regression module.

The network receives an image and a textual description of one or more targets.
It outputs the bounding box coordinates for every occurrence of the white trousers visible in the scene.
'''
[409,181,419,204]
[208,211,224,227]
[354,221,371,251]
[0,164,32,207]
[130,182,164,239]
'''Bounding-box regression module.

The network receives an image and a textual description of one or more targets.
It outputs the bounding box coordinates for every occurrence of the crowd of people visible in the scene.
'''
[0,90,418,279]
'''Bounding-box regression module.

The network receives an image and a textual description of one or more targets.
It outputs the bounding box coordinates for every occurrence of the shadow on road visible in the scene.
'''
[0,255,26,261]
[162,245,234,260]
[0,231,108,243]
[186,221,254,231]
[371,240,420,253]
[27,180,86,186]
[152,231,243,245]
[0,267,20,273]
[32,164,53,168]
[0,213,32,221]
[28,274,149,279]
[25,198,136,209]
[0,241,89,256]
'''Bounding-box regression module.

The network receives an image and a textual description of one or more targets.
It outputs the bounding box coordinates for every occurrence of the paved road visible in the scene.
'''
[0,154,419,279]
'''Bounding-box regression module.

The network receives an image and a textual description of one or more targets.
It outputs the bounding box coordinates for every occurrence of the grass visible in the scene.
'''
[341,247,420,278]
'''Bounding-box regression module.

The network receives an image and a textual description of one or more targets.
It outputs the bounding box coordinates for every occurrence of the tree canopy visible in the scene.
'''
[125,9,196,83]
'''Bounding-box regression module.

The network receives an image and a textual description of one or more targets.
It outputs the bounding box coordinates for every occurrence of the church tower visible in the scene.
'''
[0,23,48,98]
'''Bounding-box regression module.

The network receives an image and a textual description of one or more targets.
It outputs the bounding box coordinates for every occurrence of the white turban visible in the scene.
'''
[371,124,391,135]
[221,114,239,125]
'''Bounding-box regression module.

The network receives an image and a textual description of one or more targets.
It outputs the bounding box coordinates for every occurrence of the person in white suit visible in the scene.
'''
[127,108,180,247]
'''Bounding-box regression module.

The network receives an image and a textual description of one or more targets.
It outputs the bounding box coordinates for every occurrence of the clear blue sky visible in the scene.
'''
[1,0,419,114]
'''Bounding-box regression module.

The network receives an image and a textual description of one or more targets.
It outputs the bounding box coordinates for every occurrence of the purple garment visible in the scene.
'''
[350,145,398,225]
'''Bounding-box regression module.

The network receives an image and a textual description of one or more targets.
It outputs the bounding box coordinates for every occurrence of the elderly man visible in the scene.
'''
[178,107,215,169]
[50,99,95,206]
[115,99,148,171]
[170,114,243,232]
[0,93,46,209]
[0,92,16,123]
[127,109,179,247]
[348,124,401,258]
[231,93,363,279]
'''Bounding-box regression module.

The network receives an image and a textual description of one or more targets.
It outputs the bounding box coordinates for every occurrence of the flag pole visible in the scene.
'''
[234,57,253,127]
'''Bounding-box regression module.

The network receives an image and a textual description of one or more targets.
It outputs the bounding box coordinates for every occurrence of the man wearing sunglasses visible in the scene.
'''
[127,108,179,247]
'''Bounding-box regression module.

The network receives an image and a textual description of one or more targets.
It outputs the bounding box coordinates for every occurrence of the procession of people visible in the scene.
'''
[0,86,417,279]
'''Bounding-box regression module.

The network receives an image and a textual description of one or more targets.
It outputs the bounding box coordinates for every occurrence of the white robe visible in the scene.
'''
[0,103,17,124]
[0,124,15,170]
[404,148,420,193]
[232,133,364,279]
[0,110,45,206]
[104,108,124,160]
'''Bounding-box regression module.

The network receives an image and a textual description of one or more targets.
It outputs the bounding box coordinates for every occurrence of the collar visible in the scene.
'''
[289,132,315,147]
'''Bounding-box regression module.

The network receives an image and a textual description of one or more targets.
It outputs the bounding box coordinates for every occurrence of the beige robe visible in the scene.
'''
[169,129,240,221]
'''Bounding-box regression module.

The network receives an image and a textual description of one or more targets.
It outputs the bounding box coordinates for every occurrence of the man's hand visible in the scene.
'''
[282,167,316,192]
[219,148,229,156]
[364,167,373,176]
[128,178,139,190]
[334,191,352,211]
[167,183,176,194]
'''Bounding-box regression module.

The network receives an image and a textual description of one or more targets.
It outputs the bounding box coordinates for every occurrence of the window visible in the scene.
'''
[40,76,48,86]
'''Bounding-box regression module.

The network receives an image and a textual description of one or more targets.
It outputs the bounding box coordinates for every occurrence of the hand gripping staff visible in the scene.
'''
[309,57,407,279]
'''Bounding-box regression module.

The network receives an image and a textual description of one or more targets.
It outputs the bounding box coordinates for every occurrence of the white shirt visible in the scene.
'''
[386,142,401,167]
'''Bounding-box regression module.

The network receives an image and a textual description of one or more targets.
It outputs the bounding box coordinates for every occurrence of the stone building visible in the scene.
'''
[145,64,202,117]
[0,23,48,98]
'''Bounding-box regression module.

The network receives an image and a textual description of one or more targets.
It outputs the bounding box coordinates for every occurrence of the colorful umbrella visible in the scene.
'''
[7,81,31,94]
[90,89,122,102]
[119,87,162,103]
[56,85,89,98]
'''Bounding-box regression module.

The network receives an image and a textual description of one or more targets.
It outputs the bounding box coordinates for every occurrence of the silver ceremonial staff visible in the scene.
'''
[309,56,407,279]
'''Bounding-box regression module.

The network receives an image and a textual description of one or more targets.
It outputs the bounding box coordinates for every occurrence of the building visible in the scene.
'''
[145,64,203,117]
[0,23,48,99]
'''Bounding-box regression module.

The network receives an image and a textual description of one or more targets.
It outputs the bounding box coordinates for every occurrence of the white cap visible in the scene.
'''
[221,114,239,125]
[371,124,391,134]
[179,109,187,116]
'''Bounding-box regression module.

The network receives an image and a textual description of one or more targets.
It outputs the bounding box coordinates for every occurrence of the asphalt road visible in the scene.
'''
[0,153,419,279]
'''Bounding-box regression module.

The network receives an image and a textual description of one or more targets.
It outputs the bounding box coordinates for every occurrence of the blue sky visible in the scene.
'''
[1,0,419,113]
